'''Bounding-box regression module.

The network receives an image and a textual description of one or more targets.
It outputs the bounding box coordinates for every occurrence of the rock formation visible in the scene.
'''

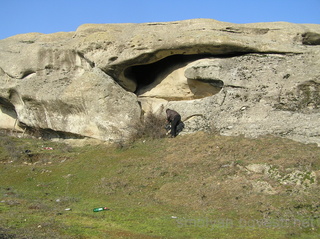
[0,19,319,144]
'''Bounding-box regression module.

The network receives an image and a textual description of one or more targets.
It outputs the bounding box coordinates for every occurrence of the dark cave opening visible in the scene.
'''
[0,97,15,111]
[122,51,254,94]
[124,54,215,93]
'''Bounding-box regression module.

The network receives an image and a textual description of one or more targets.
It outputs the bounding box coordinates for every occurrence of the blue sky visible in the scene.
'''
[1,0,320,39]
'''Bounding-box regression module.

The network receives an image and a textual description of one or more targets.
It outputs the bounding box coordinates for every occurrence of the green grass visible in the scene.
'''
[1,132,320,238]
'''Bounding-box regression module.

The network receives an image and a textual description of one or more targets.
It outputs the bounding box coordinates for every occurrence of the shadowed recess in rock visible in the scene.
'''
[124,54,227,100]
[125,54,212,90]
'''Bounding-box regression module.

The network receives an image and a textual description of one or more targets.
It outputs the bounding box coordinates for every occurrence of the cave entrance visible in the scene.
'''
[124,54,215,93]
[123,54,226,100]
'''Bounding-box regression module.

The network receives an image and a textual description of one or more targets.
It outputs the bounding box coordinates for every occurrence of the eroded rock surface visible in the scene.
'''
[0,19,320,143]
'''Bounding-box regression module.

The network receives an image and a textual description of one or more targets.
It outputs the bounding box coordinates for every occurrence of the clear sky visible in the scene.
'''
[1,0,320,40]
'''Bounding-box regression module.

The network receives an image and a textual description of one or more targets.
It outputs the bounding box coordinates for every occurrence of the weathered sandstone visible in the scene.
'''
[0,19,319,144]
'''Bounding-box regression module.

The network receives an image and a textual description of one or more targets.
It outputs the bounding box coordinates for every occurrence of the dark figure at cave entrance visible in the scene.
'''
[166,108,181,138]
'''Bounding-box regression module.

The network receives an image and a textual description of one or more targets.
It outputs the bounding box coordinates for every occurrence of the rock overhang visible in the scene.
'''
[99,43,292,93]
[74,19,313,92]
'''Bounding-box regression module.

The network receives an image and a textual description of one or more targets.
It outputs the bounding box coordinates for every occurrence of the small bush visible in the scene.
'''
[0,136,25,162]
[129,111,167,142]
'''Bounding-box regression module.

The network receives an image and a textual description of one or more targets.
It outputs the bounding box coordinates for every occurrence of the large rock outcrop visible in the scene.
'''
[0,19,319,144]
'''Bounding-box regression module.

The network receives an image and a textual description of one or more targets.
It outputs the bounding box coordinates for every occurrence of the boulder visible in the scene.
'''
[0,19,320,144]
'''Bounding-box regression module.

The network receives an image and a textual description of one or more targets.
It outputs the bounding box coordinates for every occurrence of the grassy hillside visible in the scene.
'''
[0,131,319,238]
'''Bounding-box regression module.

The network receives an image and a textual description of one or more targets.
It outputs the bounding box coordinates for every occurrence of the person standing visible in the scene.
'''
[166,108,181,137]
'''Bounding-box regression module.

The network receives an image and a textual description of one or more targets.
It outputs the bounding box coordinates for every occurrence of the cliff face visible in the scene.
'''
[0,19,320,144]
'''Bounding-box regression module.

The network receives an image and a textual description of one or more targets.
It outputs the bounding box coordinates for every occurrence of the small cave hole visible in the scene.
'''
[21,69,36,79]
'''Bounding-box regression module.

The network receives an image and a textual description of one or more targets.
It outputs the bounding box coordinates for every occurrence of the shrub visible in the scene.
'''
[0,136,25,162]
[129,111,167,142]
